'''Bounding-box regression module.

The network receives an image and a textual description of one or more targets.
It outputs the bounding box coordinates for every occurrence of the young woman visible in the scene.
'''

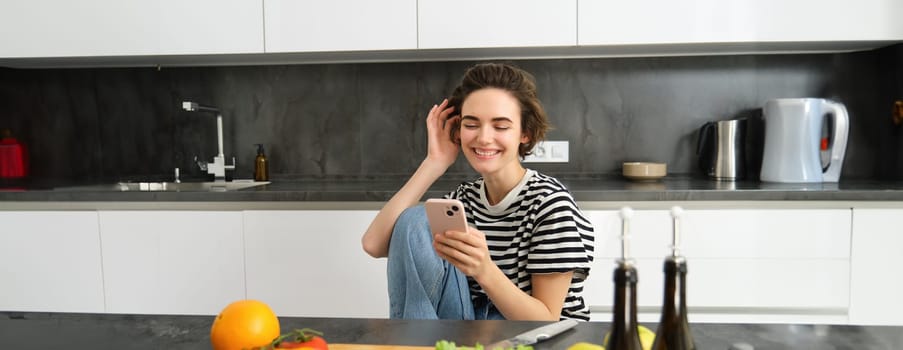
[362,63,594,321]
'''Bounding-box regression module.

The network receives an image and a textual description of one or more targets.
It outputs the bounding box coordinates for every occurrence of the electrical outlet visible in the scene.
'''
[523,141,569,163]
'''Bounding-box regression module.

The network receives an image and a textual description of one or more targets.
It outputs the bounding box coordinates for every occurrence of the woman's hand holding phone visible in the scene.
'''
[425,199,494,279]
[425,198,468,235]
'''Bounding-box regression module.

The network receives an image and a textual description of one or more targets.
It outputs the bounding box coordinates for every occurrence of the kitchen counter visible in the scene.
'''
[2,312,902,349]
[2,175,903,205]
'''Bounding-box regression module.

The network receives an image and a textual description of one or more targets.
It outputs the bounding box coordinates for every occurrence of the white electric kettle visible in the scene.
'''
[760,98,849,183]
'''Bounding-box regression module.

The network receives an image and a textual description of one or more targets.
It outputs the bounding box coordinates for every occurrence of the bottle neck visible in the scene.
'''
[661,258,689,320]
[610,263,642,350]
[653,258,697,350]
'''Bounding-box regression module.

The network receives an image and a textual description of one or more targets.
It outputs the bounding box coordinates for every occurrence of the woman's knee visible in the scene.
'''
[398,205,427,227]
[390,205,430,250]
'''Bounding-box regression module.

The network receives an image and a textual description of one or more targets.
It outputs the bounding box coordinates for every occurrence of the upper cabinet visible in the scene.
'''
[265,0,416,52]
[0,0,157,57]
[158,0,264,55]
[578,0,903,46]
[418,0,577,49]
[0,0,263,58]
[1,0,901,65]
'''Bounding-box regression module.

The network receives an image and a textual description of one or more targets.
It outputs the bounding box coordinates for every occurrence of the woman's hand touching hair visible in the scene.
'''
[425,98,460,169]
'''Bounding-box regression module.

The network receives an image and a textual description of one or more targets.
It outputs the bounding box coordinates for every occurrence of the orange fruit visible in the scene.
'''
[210,300,281,350]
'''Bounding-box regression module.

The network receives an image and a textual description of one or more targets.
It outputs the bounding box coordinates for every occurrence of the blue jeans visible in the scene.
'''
[387,205,505,320]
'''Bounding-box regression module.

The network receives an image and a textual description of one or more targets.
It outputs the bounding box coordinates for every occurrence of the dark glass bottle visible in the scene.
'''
[254,144,268,181]
[608,260,643,350]
[653,206,696,350]
[651,256,696,350]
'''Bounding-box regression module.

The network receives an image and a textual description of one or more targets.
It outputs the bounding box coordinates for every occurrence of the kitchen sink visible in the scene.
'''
[55,180,270,192]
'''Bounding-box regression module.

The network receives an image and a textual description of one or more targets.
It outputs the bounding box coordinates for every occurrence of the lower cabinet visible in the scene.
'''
[98,211,246,315]
[3,205,896,325]
[583,208,852,324]
[243,210,387,318]
[849,209,903,325]
[0,211,105,313]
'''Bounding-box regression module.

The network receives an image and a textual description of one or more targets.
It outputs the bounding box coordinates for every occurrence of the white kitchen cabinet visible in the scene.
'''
[849,209,903,326]
[418,0,577,49]
[98,211,245,315]
[264,0,416,53]
[0,0,263,58]
[243,210,388,318]
[0,211,105,313]
[159,0,264,55]
[583,208,852,324]
[0,0,157,58]
[578,0,903,46]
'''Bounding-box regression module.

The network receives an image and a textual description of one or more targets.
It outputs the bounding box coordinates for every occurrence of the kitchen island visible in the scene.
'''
[1,311,902,349]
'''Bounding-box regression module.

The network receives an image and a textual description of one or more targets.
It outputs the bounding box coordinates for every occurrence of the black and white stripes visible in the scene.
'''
[447,170,595,320]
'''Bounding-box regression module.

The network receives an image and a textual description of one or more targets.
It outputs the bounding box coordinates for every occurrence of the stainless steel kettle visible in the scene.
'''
[696,118,747,180]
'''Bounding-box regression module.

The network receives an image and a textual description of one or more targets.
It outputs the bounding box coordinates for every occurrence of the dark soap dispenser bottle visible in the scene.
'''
[254,144,268,181]
[652,206,697,350]
[607,207,643,350]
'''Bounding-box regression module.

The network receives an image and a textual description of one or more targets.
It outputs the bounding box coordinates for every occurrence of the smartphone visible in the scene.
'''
[425,198,468,235]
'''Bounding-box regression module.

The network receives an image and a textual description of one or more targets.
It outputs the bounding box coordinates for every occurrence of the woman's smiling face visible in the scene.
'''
[458,88,529,177]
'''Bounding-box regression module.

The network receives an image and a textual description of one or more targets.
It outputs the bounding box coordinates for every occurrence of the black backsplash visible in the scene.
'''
[1,44,901,184]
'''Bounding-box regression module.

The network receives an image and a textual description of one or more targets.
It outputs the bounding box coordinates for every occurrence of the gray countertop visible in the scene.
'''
[2,175,903,203]
[2,312,902,349]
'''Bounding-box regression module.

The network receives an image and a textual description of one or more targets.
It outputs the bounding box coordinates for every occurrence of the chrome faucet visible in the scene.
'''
[182,101,236,181]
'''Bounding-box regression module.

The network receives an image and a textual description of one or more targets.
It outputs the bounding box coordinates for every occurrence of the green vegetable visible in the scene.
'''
[434,340,533,350]
[435,340,481,350]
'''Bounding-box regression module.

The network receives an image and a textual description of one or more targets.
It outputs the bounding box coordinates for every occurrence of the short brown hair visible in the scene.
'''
[447,63,551,158]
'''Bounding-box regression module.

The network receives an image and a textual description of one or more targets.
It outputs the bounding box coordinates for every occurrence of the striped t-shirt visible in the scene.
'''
[445,169,595,320]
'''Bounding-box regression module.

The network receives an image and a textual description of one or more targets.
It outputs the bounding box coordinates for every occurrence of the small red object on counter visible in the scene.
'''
[0,128,28,179]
